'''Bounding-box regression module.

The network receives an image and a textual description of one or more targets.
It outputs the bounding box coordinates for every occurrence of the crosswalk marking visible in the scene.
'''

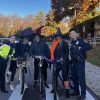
[9,84,28,100]
[86,90,95,100]
[45,84,59,100]
[9,84,95,100]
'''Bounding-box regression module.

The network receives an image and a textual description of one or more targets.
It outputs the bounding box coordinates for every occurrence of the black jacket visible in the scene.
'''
[54,40,69,60]
[7,41,30,58]
[15,42,30,58]
[70,38,92,62]
[29,40,50,59]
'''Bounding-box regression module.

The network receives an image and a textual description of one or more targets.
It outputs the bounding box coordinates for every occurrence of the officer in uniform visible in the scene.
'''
[0,40,15,93]
[70,30,92,100]
[7,36,17,91]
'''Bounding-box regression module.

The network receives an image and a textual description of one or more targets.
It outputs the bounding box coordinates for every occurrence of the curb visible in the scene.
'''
[87,86,100,100]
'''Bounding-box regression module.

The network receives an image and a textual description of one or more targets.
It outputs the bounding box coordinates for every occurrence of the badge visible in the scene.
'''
[76,41,79,45]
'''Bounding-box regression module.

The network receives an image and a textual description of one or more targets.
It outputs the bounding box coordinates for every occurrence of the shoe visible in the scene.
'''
[70,92,80,96]
[5,74,11,84]
[50,89,54,93]
[33,82,37,88]
[7,71,12,75]
[44,82,49,88]
[77,95,86,100]
[66,89,70,98]
[10,83,15,91]
[1,89,8,93]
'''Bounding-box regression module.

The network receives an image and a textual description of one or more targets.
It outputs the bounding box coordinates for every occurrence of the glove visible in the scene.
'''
[51,60,54,64]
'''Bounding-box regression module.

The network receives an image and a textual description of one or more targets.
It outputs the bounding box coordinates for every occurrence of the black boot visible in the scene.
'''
[1,89,8,93]
[77,95,86,100]
[44,82,49,88]
[33,81,37,88]
[50,89,54,93]
[70,91,80,96]
[66,89,70,98]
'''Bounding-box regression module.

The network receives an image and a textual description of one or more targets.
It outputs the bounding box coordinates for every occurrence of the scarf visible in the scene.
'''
[50,39,62,60]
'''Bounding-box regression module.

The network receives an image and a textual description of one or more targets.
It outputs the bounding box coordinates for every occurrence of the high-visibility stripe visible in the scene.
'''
[0,44,10,58]
[9,84,28,100]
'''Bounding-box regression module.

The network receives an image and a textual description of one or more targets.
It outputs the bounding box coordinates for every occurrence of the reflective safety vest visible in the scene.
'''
[0,44,15,58]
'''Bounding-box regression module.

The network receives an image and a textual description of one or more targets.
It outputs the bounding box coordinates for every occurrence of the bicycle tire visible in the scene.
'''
[20,68,25,94]
[39,67,43,93]
[53,68,57,100]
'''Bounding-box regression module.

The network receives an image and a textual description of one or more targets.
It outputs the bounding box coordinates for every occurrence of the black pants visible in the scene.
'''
[71,61,86,96]
[34,58,48,82]
[9,60,17,82]
[56,61,69,81]
[0,57,7,90]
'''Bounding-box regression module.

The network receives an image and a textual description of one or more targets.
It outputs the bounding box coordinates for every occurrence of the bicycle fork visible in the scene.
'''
[39,60,43,93]
[53,66,57,100]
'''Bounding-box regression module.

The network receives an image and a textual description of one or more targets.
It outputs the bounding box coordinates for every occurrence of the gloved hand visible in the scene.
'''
[51,60,54,64]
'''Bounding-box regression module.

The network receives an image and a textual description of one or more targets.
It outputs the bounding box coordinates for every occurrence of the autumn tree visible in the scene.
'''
[51,0,100,22]
[0,11,46,37]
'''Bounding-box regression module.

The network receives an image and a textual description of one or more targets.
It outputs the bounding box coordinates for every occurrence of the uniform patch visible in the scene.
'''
[76,41,79,45]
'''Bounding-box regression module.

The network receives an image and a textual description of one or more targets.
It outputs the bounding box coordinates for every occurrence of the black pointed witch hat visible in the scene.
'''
[52,28,63,38]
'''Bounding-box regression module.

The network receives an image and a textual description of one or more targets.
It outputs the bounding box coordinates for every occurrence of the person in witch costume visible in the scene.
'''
[50,28,70,98]
[29,26,51,88]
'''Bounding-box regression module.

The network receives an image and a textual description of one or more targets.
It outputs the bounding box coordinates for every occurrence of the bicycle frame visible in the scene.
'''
[52,63,57,100]
[51,59,65,100]
[32,56,44,93]
[6,59,11,76]
[17,58,28,94]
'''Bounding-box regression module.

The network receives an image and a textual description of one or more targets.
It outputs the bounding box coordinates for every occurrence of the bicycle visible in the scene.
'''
[17,58,28,94]
[32,56,45,94]
[51,59,64,100]
[5,57,28,94]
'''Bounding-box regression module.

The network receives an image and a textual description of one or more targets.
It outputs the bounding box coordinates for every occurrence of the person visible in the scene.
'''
[15,37,30,58]
[69,30,92,100]
[51,28,70,98]
[0,40,15,93]
[29,26,51,88]
[7,36,30,91]
[6,36,18,91]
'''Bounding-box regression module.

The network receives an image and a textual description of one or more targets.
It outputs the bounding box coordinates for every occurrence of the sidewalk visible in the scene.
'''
[85,62,100,97]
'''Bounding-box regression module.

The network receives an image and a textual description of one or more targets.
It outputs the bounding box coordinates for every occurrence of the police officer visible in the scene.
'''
[0,40,15,93]
[51,28,70,98]
[6,36,17,91]
[29,26,51,88]
[70,30,92,100]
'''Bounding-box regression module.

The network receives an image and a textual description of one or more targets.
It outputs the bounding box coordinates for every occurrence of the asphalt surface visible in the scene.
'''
[0,59,95,100]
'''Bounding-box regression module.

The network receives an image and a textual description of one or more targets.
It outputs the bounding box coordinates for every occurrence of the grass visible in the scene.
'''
[87,45,100,67]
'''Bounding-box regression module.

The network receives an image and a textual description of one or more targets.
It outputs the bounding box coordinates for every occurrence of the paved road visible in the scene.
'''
[86,62,100,98]
[0,59,95,100]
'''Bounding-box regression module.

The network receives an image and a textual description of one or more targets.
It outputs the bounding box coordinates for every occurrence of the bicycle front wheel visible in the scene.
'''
[39,68,43,93]
[52,66,57,100]
[53,73,57,100]
[20,68,25,94]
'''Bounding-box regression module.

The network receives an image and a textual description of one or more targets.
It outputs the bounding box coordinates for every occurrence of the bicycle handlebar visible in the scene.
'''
[32,56,43,59]
[9,57,27,62]
[31,56,51,62]
[31,56,64,63]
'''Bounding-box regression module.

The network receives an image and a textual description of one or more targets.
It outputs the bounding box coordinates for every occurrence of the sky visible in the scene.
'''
[0,0,51,16]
